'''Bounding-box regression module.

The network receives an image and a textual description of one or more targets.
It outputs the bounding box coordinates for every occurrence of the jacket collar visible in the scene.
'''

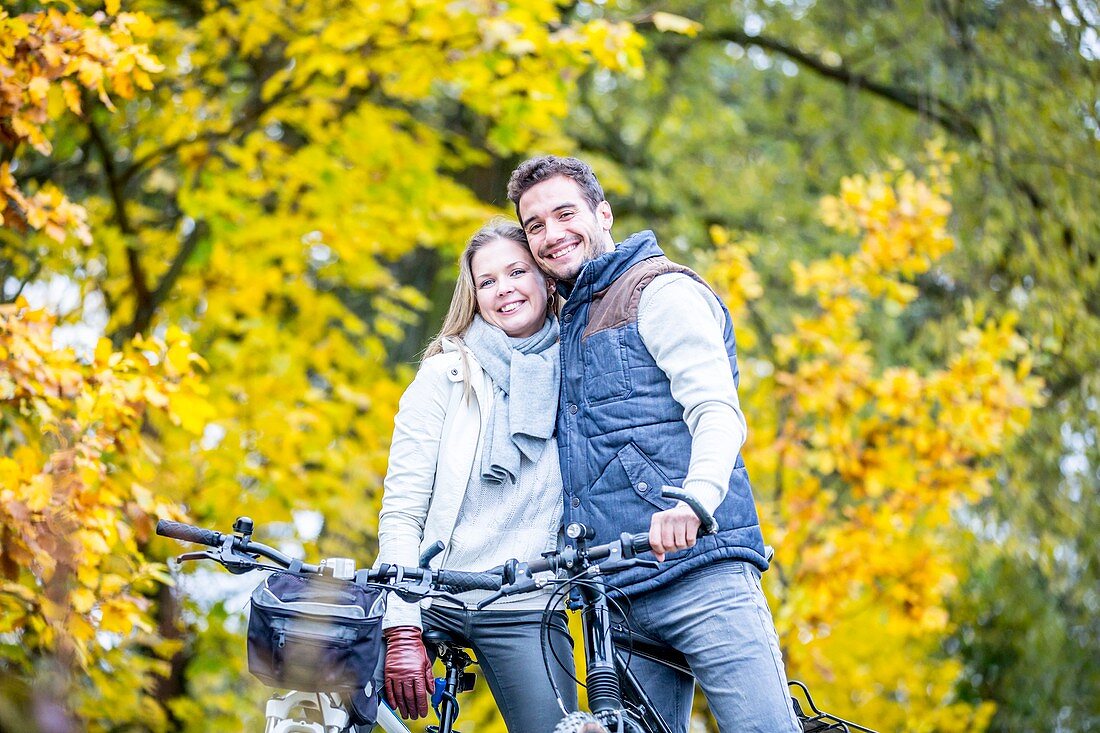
[440,336,491,407]
[558,230,663,301]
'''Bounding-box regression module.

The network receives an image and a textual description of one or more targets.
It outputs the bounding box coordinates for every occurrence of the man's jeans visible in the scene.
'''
[616,559,802,733]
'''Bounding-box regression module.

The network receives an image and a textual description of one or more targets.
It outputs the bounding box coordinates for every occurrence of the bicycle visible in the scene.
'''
[160,492,876,733]
[157,516,500,733]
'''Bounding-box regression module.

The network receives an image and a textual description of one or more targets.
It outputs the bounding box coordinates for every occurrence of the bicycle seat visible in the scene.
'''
[422,629,453,645]
[422,630,474,665]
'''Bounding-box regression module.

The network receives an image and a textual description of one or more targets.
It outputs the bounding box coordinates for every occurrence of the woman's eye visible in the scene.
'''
[478,279,493,288]
[511,269,526,277]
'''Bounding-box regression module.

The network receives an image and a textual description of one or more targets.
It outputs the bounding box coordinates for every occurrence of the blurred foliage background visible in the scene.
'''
[1,1,1096,731]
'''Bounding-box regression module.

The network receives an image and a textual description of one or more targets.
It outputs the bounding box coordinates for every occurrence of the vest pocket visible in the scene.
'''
[582,329,631,405]
[616,442,677,512]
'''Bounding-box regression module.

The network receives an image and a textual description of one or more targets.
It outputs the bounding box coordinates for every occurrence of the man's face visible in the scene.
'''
[517,175,614,283]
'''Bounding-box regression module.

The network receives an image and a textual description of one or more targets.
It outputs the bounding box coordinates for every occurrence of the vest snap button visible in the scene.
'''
[638,482,648,492]
[569,404,578,414]
[571,497,580,508]
[450,369,458,376]
[563,313,572,323]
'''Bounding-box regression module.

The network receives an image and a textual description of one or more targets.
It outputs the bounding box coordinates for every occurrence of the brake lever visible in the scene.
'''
[474,575,539,610]
[475,590,506,610]
[384,572,470,609]
[597,558,660,574]
[173,548,262,575]
[174,550,219,566]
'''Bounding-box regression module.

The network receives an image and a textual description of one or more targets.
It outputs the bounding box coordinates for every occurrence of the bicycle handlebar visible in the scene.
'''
[156,519,502,594]
[157,519,225,548]
[523,486,716,574]
[157,486,713,604]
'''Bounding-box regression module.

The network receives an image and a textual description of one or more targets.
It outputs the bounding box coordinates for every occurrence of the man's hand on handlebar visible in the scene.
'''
[648,502,702,562]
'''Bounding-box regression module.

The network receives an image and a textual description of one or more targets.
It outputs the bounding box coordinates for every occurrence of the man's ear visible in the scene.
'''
[597,200,614,234]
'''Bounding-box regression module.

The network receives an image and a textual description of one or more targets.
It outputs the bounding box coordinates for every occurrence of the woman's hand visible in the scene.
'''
[383,626,435,719]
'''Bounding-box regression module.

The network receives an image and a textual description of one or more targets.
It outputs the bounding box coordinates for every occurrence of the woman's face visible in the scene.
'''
[471,237,551,338]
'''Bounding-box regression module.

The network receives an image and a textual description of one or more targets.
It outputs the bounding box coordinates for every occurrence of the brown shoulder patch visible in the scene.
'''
[583,257,707,339]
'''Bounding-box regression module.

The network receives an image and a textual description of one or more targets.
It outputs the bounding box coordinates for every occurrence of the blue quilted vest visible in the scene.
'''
[556,230,768,596]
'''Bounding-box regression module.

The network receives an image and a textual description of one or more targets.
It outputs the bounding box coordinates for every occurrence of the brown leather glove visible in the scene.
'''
[383,626,434,719]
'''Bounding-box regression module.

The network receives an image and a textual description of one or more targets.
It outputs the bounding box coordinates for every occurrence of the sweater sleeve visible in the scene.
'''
[636,273,748,516]
[376,356,451,629]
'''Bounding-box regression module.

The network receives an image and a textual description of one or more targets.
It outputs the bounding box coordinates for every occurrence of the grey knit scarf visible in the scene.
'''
[463,314,559,486]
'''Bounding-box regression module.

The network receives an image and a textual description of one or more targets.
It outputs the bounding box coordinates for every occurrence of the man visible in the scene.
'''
[507,156,801,733]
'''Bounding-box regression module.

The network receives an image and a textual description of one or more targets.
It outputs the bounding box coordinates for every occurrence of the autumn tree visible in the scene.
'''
[2,1,641,730]
[1,1,1079,732]
[702,150,1041,731]
[552,1,1098,728]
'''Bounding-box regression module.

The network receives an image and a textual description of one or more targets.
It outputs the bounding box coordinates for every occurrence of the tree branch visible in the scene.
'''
[118,77,306,189]
[85,115,153,320]
[649,23,981,141]
[111,219,207,346]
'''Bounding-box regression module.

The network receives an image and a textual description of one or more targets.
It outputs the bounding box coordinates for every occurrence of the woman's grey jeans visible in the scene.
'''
[377,604,577,733]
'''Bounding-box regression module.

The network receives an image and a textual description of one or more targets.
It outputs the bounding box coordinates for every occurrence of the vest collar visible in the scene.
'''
[559,230,663,301]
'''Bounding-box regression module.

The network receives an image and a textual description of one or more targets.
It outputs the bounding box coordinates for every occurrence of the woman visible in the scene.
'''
[376,219,575,732]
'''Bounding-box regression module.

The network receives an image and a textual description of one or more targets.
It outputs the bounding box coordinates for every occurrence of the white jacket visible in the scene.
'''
[376,339,493,629]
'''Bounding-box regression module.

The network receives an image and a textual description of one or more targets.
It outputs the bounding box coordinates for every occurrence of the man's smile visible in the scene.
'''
[544,242,580,260]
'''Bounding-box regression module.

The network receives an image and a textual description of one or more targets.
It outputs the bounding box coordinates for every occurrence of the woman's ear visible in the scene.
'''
[547,279,557,295]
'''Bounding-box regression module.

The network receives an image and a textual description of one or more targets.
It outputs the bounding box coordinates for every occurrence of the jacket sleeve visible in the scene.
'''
[636,274,748,516]
[377,356,452,629]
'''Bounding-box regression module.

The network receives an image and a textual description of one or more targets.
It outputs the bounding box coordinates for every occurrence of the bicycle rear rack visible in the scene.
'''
[789,681,878,733]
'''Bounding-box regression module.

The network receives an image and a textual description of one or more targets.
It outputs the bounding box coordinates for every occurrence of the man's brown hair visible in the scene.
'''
[506,155,606,219]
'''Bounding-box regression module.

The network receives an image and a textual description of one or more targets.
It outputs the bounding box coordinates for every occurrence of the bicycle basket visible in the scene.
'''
[247,572,386,692]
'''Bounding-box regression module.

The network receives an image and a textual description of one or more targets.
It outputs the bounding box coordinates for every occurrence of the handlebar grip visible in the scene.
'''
[418,540,445,568]
[156,519,224,548]
[629,533,652,555]
[660,487,719,535]
[435,570,502,593]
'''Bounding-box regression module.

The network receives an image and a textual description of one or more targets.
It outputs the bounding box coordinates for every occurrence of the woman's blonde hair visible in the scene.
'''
[423,218,558,360]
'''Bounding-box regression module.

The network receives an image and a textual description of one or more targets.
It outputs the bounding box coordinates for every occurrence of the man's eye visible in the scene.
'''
[527,223,543,234]
[560,211,574,220]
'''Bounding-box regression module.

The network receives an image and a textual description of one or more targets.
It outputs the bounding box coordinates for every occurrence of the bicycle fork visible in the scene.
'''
[579,579,626,720]
[578,578,674,733]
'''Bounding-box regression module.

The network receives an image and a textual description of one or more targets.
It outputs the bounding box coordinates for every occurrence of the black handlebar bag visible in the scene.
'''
[247,572,386,695]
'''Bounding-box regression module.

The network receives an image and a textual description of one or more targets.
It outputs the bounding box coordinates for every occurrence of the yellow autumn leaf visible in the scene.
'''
[61,80,83,114]
[650,11,703,37]
[78,529,111,556]
[0,457,23,487]
[23,474,52,511]
[98,600,136,634]
[71,587,97,614]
